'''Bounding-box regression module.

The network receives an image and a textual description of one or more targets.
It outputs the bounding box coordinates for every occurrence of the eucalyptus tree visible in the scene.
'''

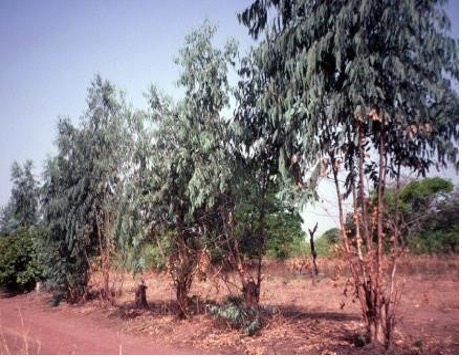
[41,119,90,301]
[81,75,131,300]
[0,160,39,234]
[231,47,305,306]
[41,75,130,302]
[239,0,458,348]
[114,107,155,274]
[145,22,238,317]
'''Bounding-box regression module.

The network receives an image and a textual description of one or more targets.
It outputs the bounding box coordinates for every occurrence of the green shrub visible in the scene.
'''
[206,294,274,336]
[315,236,336,257]
[409,230,459,254]
[0,227,43,292]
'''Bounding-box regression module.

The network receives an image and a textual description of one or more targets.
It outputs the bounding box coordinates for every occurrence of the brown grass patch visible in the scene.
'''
[69,254,458,354]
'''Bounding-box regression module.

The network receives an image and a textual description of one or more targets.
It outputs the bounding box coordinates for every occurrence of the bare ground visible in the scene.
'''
[0,255,458,354]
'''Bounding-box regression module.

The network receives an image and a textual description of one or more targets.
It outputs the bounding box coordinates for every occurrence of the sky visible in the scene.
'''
[0,0,254,201]
[0,0,459,236]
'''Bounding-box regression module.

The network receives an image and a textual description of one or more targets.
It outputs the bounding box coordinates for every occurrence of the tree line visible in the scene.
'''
[0,0,458,349]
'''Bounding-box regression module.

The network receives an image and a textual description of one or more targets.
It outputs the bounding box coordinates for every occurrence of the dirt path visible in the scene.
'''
[0,292,198,355]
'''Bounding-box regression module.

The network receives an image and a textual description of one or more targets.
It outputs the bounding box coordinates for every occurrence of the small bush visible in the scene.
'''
[206,294,273,336]
[0,227,43,292]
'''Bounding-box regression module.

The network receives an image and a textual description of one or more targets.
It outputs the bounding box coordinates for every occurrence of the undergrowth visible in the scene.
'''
[206,294,278,336]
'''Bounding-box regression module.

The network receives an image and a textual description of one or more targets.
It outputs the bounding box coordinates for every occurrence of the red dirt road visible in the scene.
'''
[0,293,198,355]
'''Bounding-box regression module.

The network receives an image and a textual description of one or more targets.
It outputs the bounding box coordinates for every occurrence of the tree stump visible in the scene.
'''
[135,281,148,309]
[243,279,259,308]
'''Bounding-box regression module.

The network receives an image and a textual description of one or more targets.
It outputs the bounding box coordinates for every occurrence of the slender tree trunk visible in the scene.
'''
[371,125,387,346]
[172,235,195,319]
[231,230,259,308]
[254,186,268,306]
[308,223,319,276]
[96,213,111,303]
[357,120,372,251]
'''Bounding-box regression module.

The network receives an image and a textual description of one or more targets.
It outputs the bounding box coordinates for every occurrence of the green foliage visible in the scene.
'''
[138,236,171,271]
[41,75,131,301]
[345,177,458,254]
[316,228,340,258]
[40,154,91,300]
[206,294,264,336]
[383,177,457,254]
[320,228,340,245]
[409,230,457,254]
[138,22,239,316]
[0,202,17,236]
[398,177,453,212]
[0,227,43,292]
[263,194,306,260]
[239,0,458,193]
[0,161,39,235]
[406,185,459,254]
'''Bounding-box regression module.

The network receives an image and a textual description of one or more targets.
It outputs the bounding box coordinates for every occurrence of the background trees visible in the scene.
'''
[0,161,42,292]
[385,177,458,253]
[0,161,39,235]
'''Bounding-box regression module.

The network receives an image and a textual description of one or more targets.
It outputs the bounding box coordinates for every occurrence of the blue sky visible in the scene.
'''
[0,0,459,235]
[0,0,254,204]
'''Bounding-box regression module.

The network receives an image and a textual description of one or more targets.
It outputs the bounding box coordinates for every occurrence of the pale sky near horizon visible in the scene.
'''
[0,0,459,236]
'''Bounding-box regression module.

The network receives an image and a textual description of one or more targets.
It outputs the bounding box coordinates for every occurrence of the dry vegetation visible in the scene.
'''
[56,254,457,355]
[0,309,41,355]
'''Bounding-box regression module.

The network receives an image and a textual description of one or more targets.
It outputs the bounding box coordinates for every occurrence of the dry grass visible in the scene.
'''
[0,309,41,354]
[79,254,458,354]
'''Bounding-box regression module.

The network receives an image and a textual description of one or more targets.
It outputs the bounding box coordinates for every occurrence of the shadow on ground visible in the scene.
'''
[280,304,360,322]
[0,287,21,298]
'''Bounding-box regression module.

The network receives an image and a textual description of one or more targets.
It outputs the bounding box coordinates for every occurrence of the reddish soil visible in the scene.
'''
[0,291,200,354]
[0,255,458,355]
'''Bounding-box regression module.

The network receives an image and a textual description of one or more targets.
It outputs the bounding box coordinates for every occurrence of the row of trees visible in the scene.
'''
[0,0,458,349]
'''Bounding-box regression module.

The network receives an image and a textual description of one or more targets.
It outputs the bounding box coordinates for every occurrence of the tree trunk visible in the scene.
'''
[135,282,148,309]
[368,313,386,347]
[308,222,319,276]
[242,279,259,308]
[171,236,195,319]
[176,281,189,318]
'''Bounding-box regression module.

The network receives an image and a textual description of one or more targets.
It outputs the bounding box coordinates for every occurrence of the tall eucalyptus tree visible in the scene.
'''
[80,75,130,301]
[41,119,90,301]
[238,0,458,347]
[41,75,130,302]
[145,22,238,317]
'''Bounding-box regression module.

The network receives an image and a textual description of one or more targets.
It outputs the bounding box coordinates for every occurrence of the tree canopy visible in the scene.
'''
[239,0,458,186]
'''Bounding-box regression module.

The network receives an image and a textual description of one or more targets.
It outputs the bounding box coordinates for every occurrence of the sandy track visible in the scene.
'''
[0,293,197,355]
